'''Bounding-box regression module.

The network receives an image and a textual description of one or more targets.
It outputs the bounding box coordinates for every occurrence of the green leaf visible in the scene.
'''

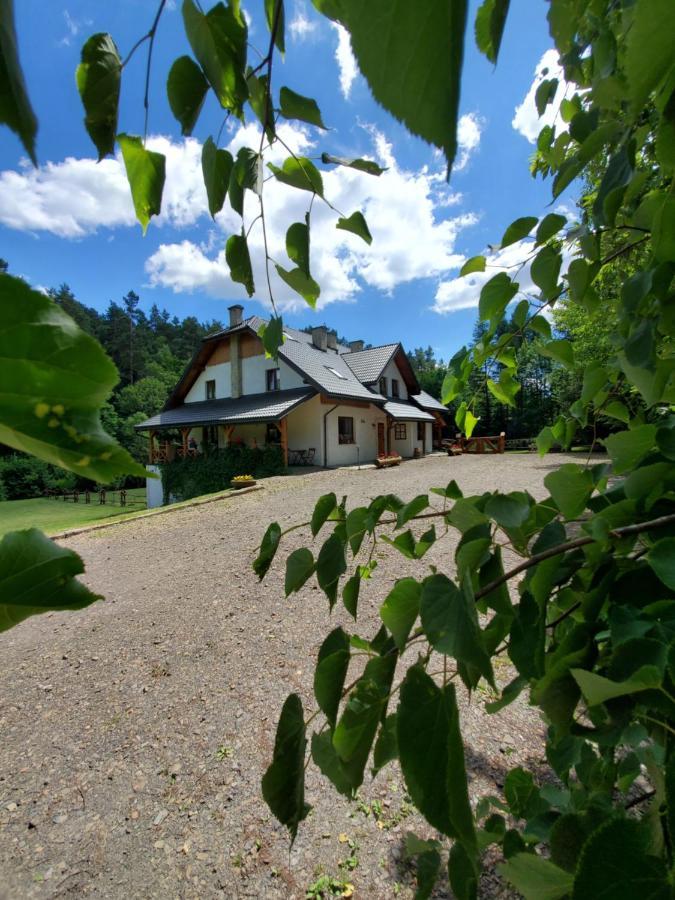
[544,464,594,519]
[604,425,656,475]
[648,539,675,591]
[264,0,285,54]
[332,0,469,175]
[531,245,562,298]
[604,401,630,424]
[117,134,166,235]
[593,146,633,227]
[320,152,386,175]
[247,72,274,142]
[567,258,590,304]
[571,666,663,705]
[413,846,442,900]
[499,853,573,900]
[474,0,511,64]
[398,667,477,846]
[284,547,315,596]
[336,211,372,245]
[487,369,520,407]
[448,840,479,900]
[201,136,233,218]
[485,493,530,529]
[420,574,494,684]
[581,363,608,404]
[182,0,248,114]
[430,479,463,500]
[536,213,566,245]
[314,626,350,728]
[380,578,421,651]
[333,652,398,790]
[501,216,537,248]
[528,315,552,339]
[311,730,353,796]
[572,817,670,900]
[279,85,326,128]
[253,521,281,580]
[460,255,486,276]
[225,231,255,297]
[75,32,121,160]
[372,713,398,775]
[268,156,324,195]
[624,0,675,115]
[504,767,546,818]
[167,55,209,135]
[316,532,346,609]
[275,264,320,308]
[535,78,558,116]
[539,339,575,368]
[261,693,310,842]
[479,273,518,322]
[227,146,262,217]
[258,315,284,359]
[0,275,146,482]
[0,528,101,633]
[396,494,429,528]
[286,220,310,276]
[0,0,37,163]
[345,506,370,555]
[311,492,337,536]
[652,193,675,263]
[342,574,360,619]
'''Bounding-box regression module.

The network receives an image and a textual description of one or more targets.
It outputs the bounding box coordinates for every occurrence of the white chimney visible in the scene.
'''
[228,304,243,328]
[311,325,328,351]
[327,330,337,351]
[349,340,364,352]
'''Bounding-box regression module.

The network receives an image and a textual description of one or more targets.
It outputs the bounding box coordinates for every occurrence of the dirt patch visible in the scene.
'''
[0,454,584,898]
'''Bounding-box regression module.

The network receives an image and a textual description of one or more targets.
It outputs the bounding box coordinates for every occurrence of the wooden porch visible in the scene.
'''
[146,418,289,467]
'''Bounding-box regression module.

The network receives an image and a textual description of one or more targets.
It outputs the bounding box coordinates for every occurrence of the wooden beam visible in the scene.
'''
[279,416,288,467]
[148,429,157,463]
[320,394,372,410]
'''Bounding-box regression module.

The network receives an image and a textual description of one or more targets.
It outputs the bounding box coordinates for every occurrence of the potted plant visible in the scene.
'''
[375,454,402,469]
[231,474,256,489]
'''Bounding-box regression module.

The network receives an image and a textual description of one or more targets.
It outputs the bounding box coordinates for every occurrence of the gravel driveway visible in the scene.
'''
[0,453,579,899]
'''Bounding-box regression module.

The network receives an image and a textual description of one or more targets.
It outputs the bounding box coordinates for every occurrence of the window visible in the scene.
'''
[379,376,387,395]
[205,379,216,400]
[391,378,400,398]
[325,366,347,380]
[417,422,425,441]
[394,423,407,440]
[204,425,218,447]
[266,423,281,444]
[338,416,354,444]
[266,368,280,391]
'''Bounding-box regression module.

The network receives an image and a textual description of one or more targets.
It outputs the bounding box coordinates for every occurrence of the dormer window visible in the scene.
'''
[205,379,216,400]
[379,376,387,395]
[266,368,280,391]
[325,366,347,380]
[391,378,400,398]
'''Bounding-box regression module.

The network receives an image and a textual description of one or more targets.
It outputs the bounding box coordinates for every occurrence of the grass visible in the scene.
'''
[0,488,147,538]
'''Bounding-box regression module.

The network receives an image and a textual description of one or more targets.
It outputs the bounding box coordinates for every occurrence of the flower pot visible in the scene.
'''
[231,479,256,489]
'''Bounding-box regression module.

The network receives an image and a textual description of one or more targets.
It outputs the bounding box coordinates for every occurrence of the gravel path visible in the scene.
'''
[0,453,579,899]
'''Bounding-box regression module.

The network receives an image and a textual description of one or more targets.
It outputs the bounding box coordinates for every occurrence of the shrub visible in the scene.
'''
[161,444,284,503]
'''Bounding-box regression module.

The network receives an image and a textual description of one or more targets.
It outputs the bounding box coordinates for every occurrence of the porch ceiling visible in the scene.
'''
[134,387,316,431]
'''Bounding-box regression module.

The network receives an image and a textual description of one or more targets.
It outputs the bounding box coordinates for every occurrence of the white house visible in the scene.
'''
[136,305,447,504]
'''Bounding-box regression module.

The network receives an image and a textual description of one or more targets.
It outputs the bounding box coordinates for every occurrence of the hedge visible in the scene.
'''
[161,444,285,503]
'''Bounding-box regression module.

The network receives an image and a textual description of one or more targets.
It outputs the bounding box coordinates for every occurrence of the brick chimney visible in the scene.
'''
[228,304,243,328]
[311,325,327,351]
[349,340,364,352]
[326,330,338,351]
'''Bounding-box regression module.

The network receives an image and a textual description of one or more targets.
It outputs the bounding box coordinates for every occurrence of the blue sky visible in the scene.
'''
[0,1,570,362]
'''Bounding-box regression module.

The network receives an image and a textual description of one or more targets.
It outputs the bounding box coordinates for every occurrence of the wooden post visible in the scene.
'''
[181,427,189,457]
[224,425,235,446]
[279,417,288,467]
[149,429,157,463]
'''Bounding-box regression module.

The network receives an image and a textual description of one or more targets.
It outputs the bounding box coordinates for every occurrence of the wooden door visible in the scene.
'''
[377,421,385,456]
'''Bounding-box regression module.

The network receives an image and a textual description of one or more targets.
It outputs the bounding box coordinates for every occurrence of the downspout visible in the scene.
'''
[323,404,339,468]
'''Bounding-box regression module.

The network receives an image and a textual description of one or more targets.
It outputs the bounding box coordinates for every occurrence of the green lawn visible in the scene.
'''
[0,488,147,538]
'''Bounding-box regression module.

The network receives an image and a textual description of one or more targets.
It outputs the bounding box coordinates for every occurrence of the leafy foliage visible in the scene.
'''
[161,443,284,503]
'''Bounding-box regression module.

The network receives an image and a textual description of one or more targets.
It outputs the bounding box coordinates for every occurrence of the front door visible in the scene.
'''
[377,421,385,456]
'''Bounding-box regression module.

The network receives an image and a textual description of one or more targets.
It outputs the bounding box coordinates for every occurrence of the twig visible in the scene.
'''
[142,0,167,142]
[625,789,655,810]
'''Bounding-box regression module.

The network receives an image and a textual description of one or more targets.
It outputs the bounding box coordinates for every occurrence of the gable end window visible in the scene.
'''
[391,378,400,398]
[379,376,387,396]
[205,379,216,400]
[394,422,406,440]
[266,368,280,391]
[338,416,354,444]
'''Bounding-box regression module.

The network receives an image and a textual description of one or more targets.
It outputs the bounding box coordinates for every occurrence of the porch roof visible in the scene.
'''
[384,400,435,422]
[412,389,447,413]
[134,386,315,431]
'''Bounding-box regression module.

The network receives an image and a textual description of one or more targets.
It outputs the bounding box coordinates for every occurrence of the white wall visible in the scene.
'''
[381,357,408,400]
[391,422,415,458]
[146,464,164,508]
[287,395,325,465]
[185,361,231,402]
[326,402,388,467]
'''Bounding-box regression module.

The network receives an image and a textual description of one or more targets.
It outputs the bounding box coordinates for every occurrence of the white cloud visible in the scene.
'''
[58,10,91,47]
[147,125,477,309]
[332,23,358,99]
[0,123,477,312]
[289,9,318,41]
[512,49,567,143]
[455,113,484,171]
[433,225,575,315]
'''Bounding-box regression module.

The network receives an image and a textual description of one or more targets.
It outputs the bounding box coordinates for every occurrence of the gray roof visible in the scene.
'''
[135,387,315,431]
[341,344,398,383]
[412,389,447,413]
[384,400,435,422]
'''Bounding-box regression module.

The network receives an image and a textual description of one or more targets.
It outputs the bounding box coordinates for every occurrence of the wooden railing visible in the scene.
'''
[456,432,506,454]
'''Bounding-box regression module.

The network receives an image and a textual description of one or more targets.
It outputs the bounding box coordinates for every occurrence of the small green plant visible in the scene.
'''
[305,873,353,899]
[216,745,233,760]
